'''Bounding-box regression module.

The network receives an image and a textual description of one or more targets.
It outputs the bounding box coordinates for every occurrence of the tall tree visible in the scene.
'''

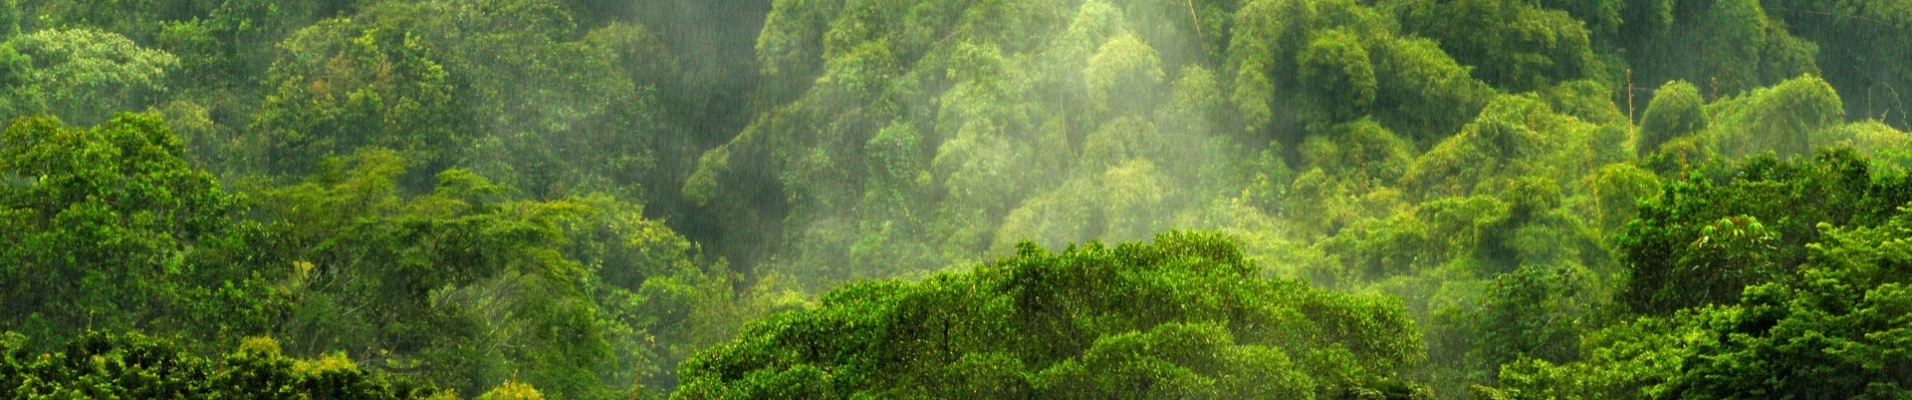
[252,19,470,182]
[0,114,269,345]
[677,232,1430,399]
[2,29,180,125]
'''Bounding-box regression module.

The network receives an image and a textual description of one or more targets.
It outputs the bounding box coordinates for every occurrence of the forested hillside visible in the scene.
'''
[4,0,1912,398]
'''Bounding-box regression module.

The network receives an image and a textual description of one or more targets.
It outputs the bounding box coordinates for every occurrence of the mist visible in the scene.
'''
[4,0,1912,398]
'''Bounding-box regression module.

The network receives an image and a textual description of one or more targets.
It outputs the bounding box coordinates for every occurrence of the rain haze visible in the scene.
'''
[3,0,1911,398]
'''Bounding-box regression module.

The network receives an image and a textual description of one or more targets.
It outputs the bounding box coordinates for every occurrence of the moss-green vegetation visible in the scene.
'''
[7,0,1912,398]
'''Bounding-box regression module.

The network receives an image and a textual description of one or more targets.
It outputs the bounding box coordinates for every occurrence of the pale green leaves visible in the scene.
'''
[1403,94,1605,199]
[4,28,178,124]
[1084,33,1163,115]
[1709,74,1844,158]
[1638,81,1706,155]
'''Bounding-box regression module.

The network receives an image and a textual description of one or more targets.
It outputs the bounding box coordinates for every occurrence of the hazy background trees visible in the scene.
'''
[7,0,1912,398]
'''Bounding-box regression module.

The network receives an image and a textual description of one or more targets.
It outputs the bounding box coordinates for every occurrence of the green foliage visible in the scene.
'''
[1301,119,1415,189]
[677,232,1430,399]
[1403,94,1618,200]
[0,0,18,41]
[394,0,681,199]
[148,0,339,91]
[1761,0,1912,128]
[476,381,548,400]
[1820,121,1912,157]
[1285,90,1630,394]
[253,19,469,178]
[9,0,1912,398]
[1637,80,1705,155]
[1503,176,1912,398]
[0,121,789,398]
[0,332,445,399]
[1618,149,1912,314]
[694,0,1237,288]
[2,28,180,124]
[239,148,795,398]
[1367,37,1496,143]
[1462,264,1594,379]
[1584,163,1661,235]
[1085,33,1165,115]
[1228,0,1492,140]
[0,114,269,346]
[1539,79,1628,126]
[1488,310,1713,399]
[1618,0,1820,98]
[1297,29,1378,122]
[1538,0,1622,38]
[1708,74,1846,158]
[1657,205,1912,397]
[249,149,585,396]
[1393,0,1597,92]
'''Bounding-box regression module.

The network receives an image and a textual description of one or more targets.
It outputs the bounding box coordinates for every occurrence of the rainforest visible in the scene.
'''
[4,0,1912,398]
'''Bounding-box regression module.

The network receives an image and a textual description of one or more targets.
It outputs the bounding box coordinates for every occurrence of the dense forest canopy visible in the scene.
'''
[4,0,1912,398]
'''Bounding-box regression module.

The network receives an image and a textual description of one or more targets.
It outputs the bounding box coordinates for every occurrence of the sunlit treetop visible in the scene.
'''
[677,231,1430,399]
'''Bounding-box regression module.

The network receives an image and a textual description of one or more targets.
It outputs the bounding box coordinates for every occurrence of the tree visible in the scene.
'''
[0,0,17,41]
[242,147,794,398]
[1084,32,1165,116]
[1615,0,1819,99]
[1297,29,1378,123]
[385,0,682,199]
[1637,80,1705,155]
[1369,37,1495,143]
[2,28,180,125]
[0,114,270,346]
[1709,74,1845,159]
[1497,173,1912,398]
[676,232,1431,399]
[1393,0,1596,92]
[252,19,471,181]
[477,381,549,400]
[1229,0,1492,141]
[156,0,340,91]
[1402,94,1615,200]
[1761,0,1912,128]
[1619,149,1912,314]
[1463,264,1594,382]
[250,149,607,397]
[0,332,445,399]
[1537,0,1623,39]
[1654,204,1912,398]
[1300,119,1415,189]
